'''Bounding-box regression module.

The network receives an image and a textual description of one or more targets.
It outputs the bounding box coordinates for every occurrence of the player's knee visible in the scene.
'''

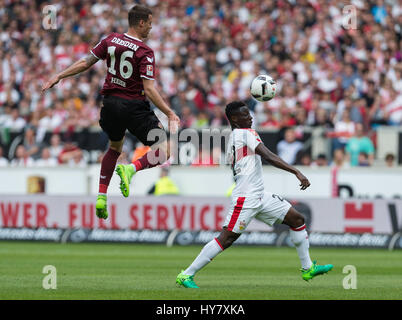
[217,233,238,249]
[285,207,305,229]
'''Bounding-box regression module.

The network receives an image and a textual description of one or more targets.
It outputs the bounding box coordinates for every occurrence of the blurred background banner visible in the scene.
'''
[1,195,401,234]
[1,226,398,249]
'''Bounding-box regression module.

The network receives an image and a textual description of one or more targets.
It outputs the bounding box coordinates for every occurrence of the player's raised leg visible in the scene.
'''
[116,137,169,197]
[115,113,174,198]
[96,139,124,219]
[282,207,333,281]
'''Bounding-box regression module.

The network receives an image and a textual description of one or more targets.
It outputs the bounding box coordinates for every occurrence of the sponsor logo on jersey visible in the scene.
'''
[111,77,126,87]
[146,56,154,63]
[147,65,153,76]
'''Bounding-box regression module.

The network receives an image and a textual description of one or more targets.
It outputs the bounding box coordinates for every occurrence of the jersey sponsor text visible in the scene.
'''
[111,77,126,87]
[111,37,139,51]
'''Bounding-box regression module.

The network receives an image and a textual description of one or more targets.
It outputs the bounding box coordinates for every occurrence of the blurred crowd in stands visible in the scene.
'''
[0,0,401,167]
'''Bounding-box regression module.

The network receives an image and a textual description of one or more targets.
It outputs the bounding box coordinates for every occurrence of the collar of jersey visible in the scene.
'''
[124,33,142,42]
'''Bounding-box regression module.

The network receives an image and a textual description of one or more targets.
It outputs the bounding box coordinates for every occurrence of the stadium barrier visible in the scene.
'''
[1,166,402,198]
[0,227,400,250]
[2,125,402,165]
[0,195,401,250]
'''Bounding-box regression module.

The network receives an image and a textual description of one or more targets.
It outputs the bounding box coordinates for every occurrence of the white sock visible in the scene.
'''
[184,238,223,276]
[289,225,313,270]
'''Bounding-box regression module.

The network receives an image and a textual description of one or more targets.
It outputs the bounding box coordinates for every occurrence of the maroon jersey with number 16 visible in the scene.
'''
[90,32,155,100]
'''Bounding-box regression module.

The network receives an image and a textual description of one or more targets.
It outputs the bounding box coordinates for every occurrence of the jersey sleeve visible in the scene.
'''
[139,48,155,80]
[365,138,375,154]
[90,36,108,60]
[244,129,262,151]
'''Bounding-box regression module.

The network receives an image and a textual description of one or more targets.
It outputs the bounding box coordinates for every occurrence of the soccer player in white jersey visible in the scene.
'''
[176,101,333,288]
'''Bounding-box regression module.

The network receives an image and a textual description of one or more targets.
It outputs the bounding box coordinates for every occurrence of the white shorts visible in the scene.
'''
[223,192,292,233]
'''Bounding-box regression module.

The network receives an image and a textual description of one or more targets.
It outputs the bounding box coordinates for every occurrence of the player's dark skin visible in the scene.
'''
[216,105,311,249]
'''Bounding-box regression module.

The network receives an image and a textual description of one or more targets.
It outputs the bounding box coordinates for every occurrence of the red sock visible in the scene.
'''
[132,148,166,172]
[99,148,121,194]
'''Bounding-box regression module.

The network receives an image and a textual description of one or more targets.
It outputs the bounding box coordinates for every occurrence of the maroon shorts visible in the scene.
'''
[100,95,165,146]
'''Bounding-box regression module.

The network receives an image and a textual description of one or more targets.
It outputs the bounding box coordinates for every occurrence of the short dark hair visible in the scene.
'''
[128,5,152,27]
[225,101,246,122]
[385,153,395,161]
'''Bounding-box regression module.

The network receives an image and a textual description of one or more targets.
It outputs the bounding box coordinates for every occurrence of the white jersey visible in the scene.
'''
[226,128,264,202]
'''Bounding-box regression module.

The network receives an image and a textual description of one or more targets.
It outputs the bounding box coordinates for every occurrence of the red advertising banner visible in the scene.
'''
[0,196,401,234]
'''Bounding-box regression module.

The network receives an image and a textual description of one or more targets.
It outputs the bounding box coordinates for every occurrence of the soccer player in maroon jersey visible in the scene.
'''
[42,5,180,219]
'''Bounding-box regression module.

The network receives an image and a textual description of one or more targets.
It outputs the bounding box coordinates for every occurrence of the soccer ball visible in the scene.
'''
[250,75,277,102]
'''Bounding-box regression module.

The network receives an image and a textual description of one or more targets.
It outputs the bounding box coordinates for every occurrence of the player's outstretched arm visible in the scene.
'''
[142,78,180,133]
[42,54,99,92]
[255,143,310,190]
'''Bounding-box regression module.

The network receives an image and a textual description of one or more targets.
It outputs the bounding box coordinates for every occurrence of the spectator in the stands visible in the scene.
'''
[310,106,334,129]
[35,147,58,167]
[210,105,228,127]
[58,140,82,165]
[49,134,64,159]
[384,89,402,125]
[295,151,312,166]
[277,128,304,165]
[311,153,328,167]
[336,97,363,124]
[345,123,375,167]
[67,148,87,168]
[147,167,180,196]
[260,108,280,128]
[23,127,41,160]
[2,108,26,131]
[180,106,196,129]
[358,152,371,167]
[330,148,350,169]
[331,109,356,151]
[10,145,35,167]
[192,111,210,129]
[385,153,396,167]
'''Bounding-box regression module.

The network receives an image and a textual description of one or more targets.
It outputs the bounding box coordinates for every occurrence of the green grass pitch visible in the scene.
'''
[0,241,401,300]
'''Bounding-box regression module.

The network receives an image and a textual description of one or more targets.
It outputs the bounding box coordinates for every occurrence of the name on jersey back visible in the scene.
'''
[111,37,139,51]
